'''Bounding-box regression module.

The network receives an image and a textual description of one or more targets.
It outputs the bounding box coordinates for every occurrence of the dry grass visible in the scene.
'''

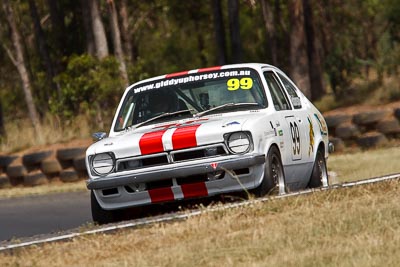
[1,179,399,266]
[0,114,92,154]
[328,145,400,183]
[0,180,86,199]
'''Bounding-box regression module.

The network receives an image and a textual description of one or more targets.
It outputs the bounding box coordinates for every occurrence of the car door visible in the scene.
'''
[263,71,309,189]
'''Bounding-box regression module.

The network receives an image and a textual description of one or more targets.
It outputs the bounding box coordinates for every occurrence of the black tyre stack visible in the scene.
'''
[324,104,400,151]
[0,146,88,188]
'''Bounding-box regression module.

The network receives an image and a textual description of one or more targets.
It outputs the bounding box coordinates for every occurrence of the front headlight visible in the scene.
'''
[91,153,115,176]
[226,132,252,154]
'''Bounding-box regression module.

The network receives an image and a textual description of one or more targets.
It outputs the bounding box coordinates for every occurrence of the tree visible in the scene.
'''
[289,0,311,98]
[119,0,134,63]
[228,0,242,63]
[81,0,96,56]
[260,0,278,65]
[0,101,5,138]
[88,0,109,59]
[2,0,42,136]
[211,0,227,65]
[107,0,129,87]
[28,0,60,101]
[303,0,325,100]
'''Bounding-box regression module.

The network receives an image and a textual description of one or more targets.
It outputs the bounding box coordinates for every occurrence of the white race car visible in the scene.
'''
[86,63,333,224]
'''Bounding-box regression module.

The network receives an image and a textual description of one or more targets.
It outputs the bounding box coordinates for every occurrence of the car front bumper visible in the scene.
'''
[87,153,265,210]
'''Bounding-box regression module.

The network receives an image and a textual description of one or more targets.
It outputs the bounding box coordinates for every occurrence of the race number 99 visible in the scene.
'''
[227,78,253,91]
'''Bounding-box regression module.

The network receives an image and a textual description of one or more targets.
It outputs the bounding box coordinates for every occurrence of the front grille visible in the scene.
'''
[172,144,227,162]
[117,153,169,172]
[115,144,228,173]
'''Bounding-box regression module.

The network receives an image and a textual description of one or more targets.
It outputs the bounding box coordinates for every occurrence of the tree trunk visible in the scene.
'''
[2,0,42,136]
[289,0,311,98]
[119,0,134,62]
[29,0,60,102]
[80,0,95,56]
[303,0,325,101]
[107,0,129,87]
[0,101,5,138]
[228,0,242,63]
[211,0,227,65]
[260,0,278,66]
[46,0,66,55]
[88,0,109,59]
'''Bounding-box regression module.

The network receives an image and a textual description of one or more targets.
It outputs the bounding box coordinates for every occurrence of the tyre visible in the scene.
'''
[22,151,52,170]
[60,169,80,183]
[6,164,27,178]
[353,109,390,125]
[357,132,388,148]
[376,117,400,134]
[56,147,86,161]
[24,172,48,186]
[335,123,360,139]
[0,175,11,189]
[0,155,17,171]
[308,149,329,188]
[324,113,352,128]
[91,190,121,224]
[41,159,62,174]
[73,156,87,172]
[253,146,285,197]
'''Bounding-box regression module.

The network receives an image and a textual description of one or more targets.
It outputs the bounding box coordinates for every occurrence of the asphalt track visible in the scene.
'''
[0,191,91,241]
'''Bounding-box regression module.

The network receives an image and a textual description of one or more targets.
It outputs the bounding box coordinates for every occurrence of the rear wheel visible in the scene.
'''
[253,146,286,197]
[308,149,329,188]
[91,191,121,225]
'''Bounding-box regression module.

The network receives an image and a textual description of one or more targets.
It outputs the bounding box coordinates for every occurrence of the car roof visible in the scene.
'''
[125,63,278,91]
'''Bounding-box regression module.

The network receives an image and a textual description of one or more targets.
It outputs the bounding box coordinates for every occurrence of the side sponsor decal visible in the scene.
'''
[139,130,167,155]
[308,116,315,156]
[181,182,208,198]
[314,113,328,135]
[223,121,240,127]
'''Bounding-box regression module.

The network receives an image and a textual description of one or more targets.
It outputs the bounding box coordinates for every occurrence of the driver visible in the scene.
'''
[148,89,177,116]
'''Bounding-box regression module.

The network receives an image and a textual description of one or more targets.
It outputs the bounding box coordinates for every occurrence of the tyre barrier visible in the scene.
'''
[0,146,88,188]
[326,102,400,151]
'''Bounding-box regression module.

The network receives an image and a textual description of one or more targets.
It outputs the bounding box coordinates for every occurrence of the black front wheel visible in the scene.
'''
[91,191,122,225]
[253,146,286,197]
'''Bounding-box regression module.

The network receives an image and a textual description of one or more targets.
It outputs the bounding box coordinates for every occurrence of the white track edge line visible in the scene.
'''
[1,173,399,252]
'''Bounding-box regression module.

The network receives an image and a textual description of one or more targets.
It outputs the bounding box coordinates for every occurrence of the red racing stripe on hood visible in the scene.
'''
[139,130,167,155]
[181,182,208,198]
[172,124,201,150]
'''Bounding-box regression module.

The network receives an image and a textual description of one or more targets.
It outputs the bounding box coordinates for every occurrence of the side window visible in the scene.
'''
[277,73,302,109]
[263,71,291,111]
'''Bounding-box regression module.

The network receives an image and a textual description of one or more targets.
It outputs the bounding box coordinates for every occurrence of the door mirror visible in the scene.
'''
[92,132,107,141]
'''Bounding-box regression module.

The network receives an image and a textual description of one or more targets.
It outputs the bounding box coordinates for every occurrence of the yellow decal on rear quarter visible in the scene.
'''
[308,116,315,156]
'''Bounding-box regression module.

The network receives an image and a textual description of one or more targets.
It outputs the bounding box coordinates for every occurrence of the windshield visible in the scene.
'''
[114,68,267,131]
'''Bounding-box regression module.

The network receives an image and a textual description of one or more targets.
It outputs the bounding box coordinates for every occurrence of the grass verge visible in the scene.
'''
[1,179,399,266]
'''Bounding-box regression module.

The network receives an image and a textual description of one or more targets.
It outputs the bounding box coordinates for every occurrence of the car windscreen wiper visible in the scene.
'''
[195,103,261,118]
[133,109,193,129]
